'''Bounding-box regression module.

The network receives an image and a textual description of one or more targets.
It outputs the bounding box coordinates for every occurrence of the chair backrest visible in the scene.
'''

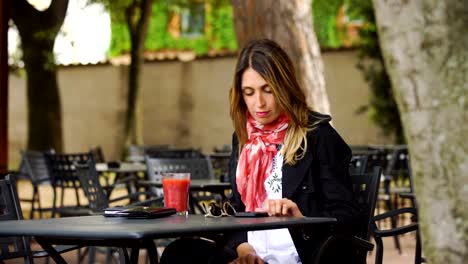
[350,166,382,240]
[145,148,205,159]
[20,150,51,185]
[0,175,33,262]
[44,152,94,189]
[75,160,109,212]
[145,156,215,183]
[349,155,369,175]
[365,147,392,174]
[384,145,410,183]
[209,152,231,182]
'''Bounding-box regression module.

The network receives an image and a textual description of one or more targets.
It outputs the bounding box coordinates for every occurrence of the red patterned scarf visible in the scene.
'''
[236,113,290,211]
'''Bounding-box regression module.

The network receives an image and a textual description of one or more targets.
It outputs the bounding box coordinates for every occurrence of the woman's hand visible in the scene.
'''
[257,198,304,217]
[229,243,264,264]
[228,253,264,264]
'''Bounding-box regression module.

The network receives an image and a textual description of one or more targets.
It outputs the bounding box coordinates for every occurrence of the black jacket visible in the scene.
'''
[225,112,361,264]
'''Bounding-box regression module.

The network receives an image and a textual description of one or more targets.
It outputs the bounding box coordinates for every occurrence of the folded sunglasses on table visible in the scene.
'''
[202,202,268,218]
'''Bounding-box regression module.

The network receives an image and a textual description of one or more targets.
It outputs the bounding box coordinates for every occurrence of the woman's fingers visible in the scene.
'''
[264,198,303,217]
[229,253,264,264]
[282,201,290,215]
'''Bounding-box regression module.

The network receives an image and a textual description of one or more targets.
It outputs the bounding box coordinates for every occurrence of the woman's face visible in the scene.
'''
[241,68,282,125]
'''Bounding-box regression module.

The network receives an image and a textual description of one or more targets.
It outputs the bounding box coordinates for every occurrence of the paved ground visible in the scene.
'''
[6,180,420,263]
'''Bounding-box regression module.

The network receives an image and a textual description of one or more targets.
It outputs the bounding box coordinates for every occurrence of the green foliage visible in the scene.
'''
[312,0,345,49]
[349,0,405,143]
[206,0,237,51]
[145,1,172,50]
[108,23,131,57]
[107,0,236,57]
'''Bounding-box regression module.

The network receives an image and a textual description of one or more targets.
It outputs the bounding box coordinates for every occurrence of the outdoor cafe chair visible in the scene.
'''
[143,156,216,213]
[126,144,170,163]
[74,160,164,263]
[17,150,53,219]
[44,151,94,218]
[354,145,403,253]
[0,174,81,263]
[75,160,163,214]
[350,154,369,175]
[313,166,381,264]
[210,145,232,182]
[372,157,425,264]
[144,147,205,159]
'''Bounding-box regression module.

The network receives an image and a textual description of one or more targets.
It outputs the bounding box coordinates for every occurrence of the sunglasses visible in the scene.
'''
[202,201,237,218]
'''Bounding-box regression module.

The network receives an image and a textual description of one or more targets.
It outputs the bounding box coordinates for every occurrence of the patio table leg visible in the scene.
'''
[130,246,140,264]
[144,238,159,264]
[35,236,67,264]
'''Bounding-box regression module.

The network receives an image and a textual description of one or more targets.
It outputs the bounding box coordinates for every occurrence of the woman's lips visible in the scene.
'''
[256,111,269,118]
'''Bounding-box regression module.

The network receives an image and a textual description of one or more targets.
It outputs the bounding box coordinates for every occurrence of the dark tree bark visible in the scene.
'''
[231,0,331,114]
[10,0,68,152]
[0,0,8,172]
[123,0,154,147]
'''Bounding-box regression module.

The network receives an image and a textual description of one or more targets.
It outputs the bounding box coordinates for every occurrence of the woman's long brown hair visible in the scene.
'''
[229,39,326,164]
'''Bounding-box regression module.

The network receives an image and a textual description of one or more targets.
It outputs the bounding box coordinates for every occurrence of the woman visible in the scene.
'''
[225,39,360,264]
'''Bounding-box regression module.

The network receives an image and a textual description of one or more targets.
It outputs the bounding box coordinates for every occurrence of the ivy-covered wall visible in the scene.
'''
[108,0,357,57]
[108,0,237,57]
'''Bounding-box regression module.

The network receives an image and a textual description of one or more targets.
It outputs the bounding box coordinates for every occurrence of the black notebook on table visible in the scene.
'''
[103,206,176,219]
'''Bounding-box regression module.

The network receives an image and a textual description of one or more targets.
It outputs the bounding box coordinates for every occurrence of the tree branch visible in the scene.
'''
[125,1,139,42]
[43,0,69,31]
[10,0,40,30]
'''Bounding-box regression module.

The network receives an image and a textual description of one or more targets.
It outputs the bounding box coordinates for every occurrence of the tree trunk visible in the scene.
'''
[10,0,68,152]
[372,0,468,262]
[0,0,8,172]
[123,0,154,148]
[230,0,331,114]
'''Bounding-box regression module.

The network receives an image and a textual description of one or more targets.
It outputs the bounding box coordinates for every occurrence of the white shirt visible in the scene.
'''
[247,150,302,264]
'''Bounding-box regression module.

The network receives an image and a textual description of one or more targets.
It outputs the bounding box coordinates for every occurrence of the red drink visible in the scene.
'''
[162,175,190,214]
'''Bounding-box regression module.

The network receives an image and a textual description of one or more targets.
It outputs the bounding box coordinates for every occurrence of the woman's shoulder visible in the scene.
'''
[307,110,333,135]
[305,111,350,151]
[308,110,332,123]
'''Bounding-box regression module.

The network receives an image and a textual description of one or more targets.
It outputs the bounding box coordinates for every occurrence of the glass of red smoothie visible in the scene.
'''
[162,173,191,216]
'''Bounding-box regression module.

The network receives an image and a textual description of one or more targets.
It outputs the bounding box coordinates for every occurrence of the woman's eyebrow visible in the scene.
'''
[242,84,269,89]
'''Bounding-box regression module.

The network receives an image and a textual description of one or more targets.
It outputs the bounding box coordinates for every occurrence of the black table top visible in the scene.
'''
[0,215,336,241]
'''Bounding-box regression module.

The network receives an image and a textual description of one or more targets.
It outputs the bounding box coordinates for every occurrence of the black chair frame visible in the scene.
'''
[314,166,382,264]
[0,174,80,263]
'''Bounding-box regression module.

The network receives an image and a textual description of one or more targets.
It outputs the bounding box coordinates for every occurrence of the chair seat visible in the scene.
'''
[56,206,94,217]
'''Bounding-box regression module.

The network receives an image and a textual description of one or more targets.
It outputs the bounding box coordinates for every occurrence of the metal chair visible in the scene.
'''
[372,157,424,264]
[144,147,205,159]
[314,166,382,264]
[144,156,215,213]
[74,161,164,264]
[44,152,94,217]
[75,160,163,213]
[0,174,80,263]
[350,154,370,175]
[209,147,231,182]
[18,150,52,219]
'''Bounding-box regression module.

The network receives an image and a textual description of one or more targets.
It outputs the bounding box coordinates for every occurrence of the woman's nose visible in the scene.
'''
[256,92,266,107]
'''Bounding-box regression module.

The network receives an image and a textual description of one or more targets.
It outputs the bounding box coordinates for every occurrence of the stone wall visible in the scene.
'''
[8,50,392,168]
